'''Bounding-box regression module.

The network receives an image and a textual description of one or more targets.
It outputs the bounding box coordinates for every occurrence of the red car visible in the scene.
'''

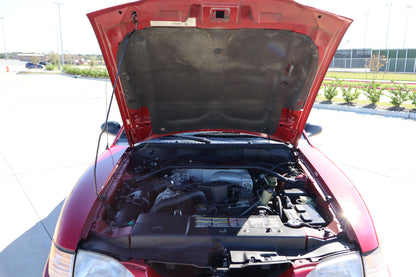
[44,0,390,276]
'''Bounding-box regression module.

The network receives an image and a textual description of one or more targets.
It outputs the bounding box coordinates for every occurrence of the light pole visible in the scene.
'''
[403,5,412,72]
[0,17,7,61]
[363,12,369,49]
[403,5,412,48]
[385,3,392,72]
[54,3,64,70]
[56,27,61,68]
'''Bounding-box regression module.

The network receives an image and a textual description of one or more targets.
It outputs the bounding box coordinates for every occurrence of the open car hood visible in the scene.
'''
[88,0,351,147]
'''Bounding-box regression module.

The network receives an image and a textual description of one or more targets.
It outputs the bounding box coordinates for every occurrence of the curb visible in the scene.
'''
[61,73,110,82]
[313,103,416,120]
[16,70,62,74]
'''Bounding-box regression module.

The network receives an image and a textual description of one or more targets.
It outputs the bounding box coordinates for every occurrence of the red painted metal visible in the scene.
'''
[87,0,352,147]
[121,260,163,277]
[53,145,127,250]
[298,144,379,253]
[44,2,378,276]
[279,260,317,277]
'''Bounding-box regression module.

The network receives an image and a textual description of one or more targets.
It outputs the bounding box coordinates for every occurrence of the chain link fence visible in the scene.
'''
[330,48,416,73]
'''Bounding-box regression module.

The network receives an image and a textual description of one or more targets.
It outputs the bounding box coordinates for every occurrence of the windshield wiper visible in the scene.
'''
[167,134,211,144]
[193,131,257,138]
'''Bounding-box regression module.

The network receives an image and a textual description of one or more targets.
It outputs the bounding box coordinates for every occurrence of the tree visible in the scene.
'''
[45,52,60,66]
[89,56,97,67]
[30,56,41,63]
[365,54,386,72]
[64,53,75,65]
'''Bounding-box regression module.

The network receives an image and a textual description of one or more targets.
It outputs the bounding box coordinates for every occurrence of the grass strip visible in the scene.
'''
[321,80,416,90]
[324,71,416,82]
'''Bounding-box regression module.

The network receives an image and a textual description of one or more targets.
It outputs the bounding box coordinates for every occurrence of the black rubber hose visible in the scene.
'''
[149,190,207,213]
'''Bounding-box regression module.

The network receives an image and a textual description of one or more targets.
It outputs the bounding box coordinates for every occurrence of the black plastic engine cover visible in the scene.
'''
[130,214,306,250]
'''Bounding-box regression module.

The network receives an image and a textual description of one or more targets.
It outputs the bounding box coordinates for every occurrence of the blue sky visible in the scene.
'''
[0,0,415,54]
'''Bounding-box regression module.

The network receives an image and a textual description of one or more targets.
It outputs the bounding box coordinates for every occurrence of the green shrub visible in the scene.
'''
[340,84,360,104]
[387,80,411,107]
[322,79,340,101]
[45,64,56,71]
[63,66,109,78]
[361,80,384,104]
[409,90,416,107]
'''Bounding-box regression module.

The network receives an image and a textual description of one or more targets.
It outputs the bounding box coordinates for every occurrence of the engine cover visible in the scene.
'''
[171,169,253,191]
[128,214,307,251]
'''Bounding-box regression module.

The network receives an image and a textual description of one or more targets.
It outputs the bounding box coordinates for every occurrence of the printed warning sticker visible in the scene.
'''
[150,18,196,27]
[195,217,247,228]
[194,216,284,229]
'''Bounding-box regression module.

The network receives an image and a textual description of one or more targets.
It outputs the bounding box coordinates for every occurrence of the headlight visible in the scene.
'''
[48,243,75,277]
[362,247,390,277]
[307,252,364,277]
[74,249,134,277]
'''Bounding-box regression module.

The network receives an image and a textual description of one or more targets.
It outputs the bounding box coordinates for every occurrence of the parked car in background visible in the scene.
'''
[25,62,43,69]
[43,0,390,276]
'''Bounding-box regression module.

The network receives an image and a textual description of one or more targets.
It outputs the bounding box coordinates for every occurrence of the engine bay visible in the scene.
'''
[106,144,329,230]
[83,141,351,276]
[111,167,326,228]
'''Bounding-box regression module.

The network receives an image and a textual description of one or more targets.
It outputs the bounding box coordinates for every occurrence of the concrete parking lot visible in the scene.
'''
[308,109,416,277]
[0,70,415,276]
[0,70,120,276]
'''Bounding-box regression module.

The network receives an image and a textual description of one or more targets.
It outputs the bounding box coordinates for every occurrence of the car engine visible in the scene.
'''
[83,143,347,276]
[109,167,326,229]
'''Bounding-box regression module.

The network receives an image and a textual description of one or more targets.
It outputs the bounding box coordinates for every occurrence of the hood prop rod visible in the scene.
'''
[93,14,138,202]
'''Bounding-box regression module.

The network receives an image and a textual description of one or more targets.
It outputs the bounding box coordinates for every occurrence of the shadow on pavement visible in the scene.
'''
[0,200,64,277]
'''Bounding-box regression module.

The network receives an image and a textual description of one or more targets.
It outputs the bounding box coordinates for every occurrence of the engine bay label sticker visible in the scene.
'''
[150,18,196,27]
[195,217,247,228]
[194,216,284,228]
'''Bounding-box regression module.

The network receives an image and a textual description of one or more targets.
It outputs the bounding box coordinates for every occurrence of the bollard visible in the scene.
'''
[6,66,9,72]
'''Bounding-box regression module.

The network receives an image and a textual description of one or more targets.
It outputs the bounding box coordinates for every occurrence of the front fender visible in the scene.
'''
[53,145,127,251]
[298,144,379,253]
